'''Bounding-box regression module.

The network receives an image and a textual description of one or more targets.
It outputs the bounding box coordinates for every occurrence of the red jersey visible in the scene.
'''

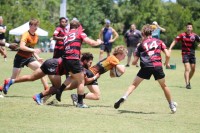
[175,32,200,55]
[135,37,166,68]
[63,28,87,60]
[53,26,68,50]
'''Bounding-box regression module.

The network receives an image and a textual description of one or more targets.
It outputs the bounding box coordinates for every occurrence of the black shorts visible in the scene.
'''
[14,54,36,68]
[182,54,196,64]
[137,67,165,80]
[85,69,98,85]
[63,59,83,74]
[100,43,112,53]
[53,49,64,58]
[40,58,58,75]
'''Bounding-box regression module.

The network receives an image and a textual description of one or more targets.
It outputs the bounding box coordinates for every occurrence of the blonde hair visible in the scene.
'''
[112,45,127,56]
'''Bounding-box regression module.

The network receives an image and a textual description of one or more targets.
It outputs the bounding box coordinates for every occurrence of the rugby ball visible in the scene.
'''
[111,65,125,77]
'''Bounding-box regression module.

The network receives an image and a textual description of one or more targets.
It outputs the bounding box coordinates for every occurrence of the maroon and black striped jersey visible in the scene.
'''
[63,27,87,60]
[53,26,68,50]
[135,37,166,68]
[175,32,200,55]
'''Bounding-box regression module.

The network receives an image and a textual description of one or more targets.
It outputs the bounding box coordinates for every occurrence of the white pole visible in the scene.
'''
[60,0,66,18]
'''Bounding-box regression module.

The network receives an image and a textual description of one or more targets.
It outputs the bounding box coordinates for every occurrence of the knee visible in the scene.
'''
[94,93,101,100]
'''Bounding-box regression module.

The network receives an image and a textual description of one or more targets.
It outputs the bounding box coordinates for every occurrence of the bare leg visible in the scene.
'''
[189,63,195,81]
[85,85,100,100]
[99,50,104,61]
[28,61,49,90]
[184,63,190,85]
[157,78,172,103]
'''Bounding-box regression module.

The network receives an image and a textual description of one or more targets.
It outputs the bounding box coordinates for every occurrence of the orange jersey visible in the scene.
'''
[17,31,39,58]
[89,55,119,75]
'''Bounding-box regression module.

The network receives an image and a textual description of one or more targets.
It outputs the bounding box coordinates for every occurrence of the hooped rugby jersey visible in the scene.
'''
[135,37,166,68]
[17,31,38,58]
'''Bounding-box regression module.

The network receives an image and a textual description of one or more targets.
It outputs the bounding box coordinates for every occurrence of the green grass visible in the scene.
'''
[0,48,200,133]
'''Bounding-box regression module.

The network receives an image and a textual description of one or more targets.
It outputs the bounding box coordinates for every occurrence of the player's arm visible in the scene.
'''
[155,23,166,32]
[163,48,170,68]
[168,40,177,53]
[0,41,18,50]
[53,28,65,41]
[85,73,100,84]
[110,28,119,43]
[53,35,65,41]
[83,37,102,47]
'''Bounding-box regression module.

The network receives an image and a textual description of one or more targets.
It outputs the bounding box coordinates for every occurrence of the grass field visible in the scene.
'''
[0,48,200,133]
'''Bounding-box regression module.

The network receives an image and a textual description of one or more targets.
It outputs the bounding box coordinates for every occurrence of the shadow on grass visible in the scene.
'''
[4,95,30,98]
[45,99,74,107]
[168,85,185,88]
[89,105,112,108]
[118,109,156,114]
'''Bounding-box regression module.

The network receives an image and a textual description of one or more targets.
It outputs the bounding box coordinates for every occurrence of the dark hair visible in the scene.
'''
[187,22,193,26]
[59,17,67,22]
[81,52,93,62]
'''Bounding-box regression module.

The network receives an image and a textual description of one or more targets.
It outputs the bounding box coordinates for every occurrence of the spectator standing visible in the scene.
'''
[151,21,166,39]
[124,24,142,67]
[99,19,119,60]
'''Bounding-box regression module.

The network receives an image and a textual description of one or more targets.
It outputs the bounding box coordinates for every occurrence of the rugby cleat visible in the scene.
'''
[33,94,42,105]
[70,94,78,106]
[76,103,89,108]
[3,79,13,95]
[186,83,191,89]
[169,102,177,114]
[114,98,125,109]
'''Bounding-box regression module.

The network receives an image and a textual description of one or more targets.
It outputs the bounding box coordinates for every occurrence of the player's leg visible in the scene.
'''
[33,75,61,105]
[157,78,177,113]
[28,60,49,90]
[189,63,195,81]
[85,85,100,100]
[71,72,87,108]
[99,44,105,61]
[183,63,191,88]
[114,76,143,109]
[3,67,21,94]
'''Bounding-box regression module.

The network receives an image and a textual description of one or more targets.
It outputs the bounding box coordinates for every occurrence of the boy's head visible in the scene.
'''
[141,24,154,37]
[81,52,94,69]
[112,45,127,61]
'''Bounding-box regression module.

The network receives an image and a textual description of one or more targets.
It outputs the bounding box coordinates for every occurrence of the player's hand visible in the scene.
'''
[109,39,114,43]
[34,48,41,54]
[95,73,100,79]
[164,62,170,69]
[198,44,200,47]
[9,43,18,50]
[97,39,103,45]
[37,57,44,63]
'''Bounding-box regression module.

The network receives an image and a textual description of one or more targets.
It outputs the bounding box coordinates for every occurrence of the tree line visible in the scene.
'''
[1,0,200,48]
